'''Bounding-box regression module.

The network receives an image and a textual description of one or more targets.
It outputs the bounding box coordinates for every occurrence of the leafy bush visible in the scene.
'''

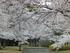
[61,44,70,49]
[40,39,52,47]
[27,5,38,14]
[67,44,70,49]
[49,44,70,50]
[49,44,55,50]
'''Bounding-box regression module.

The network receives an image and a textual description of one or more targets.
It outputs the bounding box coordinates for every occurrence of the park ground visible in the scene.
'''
[0,46,21,53]
[0,45,29,53]
[56,50,70,53]
[0,45,70,53]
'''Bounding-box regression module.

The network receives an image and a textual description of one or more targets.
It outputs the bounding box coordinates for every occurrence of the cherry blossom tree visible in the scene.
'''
[0,0,70,50]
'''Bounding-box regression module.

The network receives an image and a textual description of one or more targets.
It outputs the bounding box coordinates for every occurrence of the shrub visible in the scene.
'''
[67,44,70,49]
[49,44,55,50]
[61,44,68,49]
[40,39,52,47]
[49,44,70,50]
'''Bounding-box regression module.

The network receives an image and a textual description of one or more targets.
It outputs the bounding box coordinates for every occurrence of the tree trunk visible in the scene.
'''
[29,38,32,47]
[19,45,21,51]
[0,39,2,49]
[3,40,6,48]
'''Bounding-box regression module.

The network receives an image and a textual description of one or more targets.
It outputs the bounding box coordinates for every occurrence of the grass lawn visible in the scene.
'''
[22,45,48,50]
[0,46,21,53]
[56,50,70,53]
[22,45,29,50]
[0,45,29,53]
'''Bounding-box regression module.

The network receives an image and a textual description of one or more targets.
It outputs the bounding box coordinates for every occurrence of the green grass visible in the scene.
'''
[55,50,70,53]
[0,46,21,53]
[22,45,29,50]
[0,45,29,53]
[22,45,48,50]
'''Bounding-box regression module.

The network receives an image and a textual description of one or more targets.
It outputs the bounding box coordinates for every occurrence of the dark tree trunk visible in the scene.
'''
[0,39,2,49]
[3,39,6,48]
[29,38,32,47]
